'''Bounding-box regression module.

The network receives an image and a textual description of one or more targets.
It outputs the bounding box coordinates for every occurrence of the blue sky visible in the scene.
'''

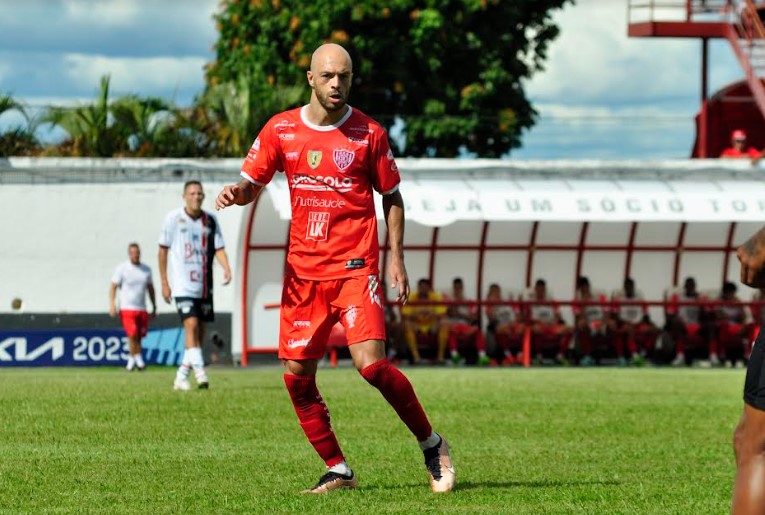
[0,0,747,158]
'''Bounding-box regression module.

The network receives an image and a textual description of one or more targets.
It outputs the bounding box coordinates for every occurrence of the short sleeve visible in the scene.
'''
[370,128,401,195]
[212,214,225,250]
[159,212,175,248]
[111,264,123,286]
[241,120,284,186]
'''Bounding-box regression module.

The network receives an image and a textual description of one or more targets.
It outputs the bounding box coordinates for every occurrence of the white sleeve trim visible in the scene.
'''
[240,171,266,186]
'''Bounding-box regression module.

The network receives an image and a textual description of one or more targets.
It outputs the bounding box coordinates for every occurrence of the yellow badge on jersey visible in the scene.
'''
[307,150,322,169]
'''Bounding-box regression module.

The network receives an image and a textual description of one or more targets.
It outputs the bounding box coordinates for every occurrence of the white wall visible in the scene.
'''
[0,181,244,314]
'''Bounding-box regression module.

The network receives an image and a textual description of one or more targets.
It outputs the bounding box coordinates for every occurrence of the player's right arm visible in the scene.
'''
[739,226,765,287]
[109,283,118,318]
[216,179,263,210]
[158,245,171,304]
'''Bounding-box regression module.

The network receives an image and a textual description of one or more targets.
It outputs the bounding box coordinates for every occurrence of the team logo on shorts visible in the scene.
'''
[307,150,322,169]
[345,305,357,328]
[333,149,354,171]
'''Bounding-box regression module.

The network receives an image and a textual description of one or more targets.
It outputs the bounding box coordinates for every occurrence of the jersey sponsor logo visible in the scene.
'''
[293,320,311,328]
[278,133,295,140]
[285,151,299,161]
[348,125,370,134]
[253,138,260,151]
[287,337,311,348]
[348,136,369,146]
[306,212,330,241]
[275,120,296,128]
[294,195,346,209]
[386,148,399,172]
[307,150,322,169]
[345,305,357,328]
[333,149,355,171]
[290,174,353,193]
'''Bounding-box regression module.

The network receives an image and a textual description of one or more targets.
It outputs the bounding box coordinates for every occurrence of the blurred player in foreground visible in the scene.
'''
[109,243,156,371]
[733,226,765,513]
[215,43,455,494]
[159,181,231,391]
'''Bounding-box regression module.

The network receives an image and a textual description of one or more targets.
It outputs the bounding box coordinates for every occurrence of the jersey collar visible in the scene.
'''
[300,105,353,131]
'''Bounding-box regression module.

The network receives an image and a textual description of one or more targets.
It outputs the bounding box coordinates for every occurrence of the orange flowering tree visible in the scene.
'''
[208,0,573,157]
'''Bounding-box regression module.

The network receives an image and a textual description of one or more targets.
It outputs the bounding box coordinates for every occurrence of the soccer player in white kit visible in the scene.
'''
[110,243,156,371]
[159,181,231,390]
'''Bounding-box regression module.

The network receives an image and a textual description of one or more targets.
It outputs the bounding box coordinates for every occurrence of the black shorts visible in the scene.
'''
[175,296,215,323]
[744,325,765,409]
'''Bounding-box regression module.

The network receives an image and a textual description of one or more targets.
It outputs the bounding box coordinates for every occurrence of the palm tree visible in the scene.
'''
[201,74,304,156]
[0,94,39,157]
[43,75,117,156]
[110,95,172,156]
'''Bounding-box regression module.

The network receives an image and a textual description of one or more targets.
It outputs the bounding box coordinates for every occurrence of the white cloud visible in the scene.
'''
[63,54,207,101]
[62,0,140,27]
[528,0,744,106]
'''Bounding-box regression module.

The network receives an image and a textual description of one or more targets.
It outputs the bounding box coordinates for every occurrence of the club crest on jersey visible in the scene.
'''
[307,150,322,169]
[333,149,355,171]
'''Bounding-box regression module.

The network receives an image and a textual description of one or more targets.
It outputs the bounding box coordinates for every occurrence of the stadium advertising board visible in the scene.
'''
[0,329,185,367]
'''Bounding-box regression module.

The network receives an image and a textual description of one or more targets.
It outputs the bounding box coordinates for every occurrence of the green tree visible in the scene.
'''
[0,95,39,157]
[200,73,303,155]
[207,0,573,157]
[43,75,118,157]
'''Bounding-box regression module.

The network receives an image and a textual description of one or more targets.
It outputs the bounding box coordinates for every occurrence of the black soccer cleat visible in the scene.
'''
[198,382,209,390]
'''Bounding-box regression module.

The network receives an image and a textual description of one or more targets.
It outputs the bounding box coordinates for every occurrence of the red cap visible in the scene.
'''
[732,129,747,141]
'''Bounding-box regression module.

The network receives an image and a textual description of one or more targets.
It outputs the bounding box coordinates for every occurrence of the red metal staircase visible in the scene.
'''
[628,0,765,156]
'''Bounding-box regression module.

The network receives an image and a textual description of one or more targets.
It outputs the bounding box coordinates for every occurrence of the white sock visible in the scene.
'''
[134,353,145,368]
[328,461,352,476]
[126,357,135,370]
[419,431,441,451]
[187,347,204,370]
[176,349,191,381]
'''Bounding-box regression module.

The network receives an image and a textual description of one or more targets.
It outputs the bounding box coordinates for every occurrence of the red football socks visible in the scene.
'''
[361,358,433,441]
[283,374,345,467]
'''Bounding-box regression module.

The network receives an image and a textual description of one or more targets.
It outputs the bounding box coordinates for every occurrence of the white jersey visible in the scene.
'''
[111,260,153,311]
[159,207,224,299]
[613,289,646,324]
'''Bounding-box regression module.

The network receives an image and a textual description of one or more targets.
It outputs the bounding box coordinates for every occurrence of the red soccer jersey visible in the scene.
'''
[720,147,760,158]
[240,106,401,280]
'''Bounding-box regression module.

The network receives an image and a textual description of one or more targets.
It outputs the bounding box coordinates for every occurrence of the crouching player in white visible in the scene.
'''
[110,242,156,371]
[159,181,231,391]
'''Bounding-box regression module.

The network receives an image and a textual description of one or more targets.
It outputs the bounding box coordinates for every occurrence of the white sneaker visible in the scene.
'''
[671,354,685,367]
[710,354,720,366]
[173,378,191,391]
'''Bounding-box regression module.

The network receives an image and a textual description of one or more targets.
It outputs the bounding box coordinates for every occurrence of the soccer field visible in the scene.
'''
[0,366,743,514]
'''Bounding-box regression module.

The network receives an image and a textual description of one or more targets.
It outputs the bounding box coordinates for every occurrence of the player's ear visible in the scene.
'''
[307,70,314,89]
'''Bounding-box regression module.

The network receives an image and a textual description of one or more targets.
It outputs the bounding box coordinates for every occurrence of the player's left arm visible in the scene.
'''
[215,248,232,285]
[147,284,157,318]
[383,190,409,304]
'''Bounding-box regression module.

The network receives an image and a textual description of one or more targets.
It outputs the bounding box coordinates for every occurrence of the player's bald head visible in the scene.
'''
[310,44,352,73]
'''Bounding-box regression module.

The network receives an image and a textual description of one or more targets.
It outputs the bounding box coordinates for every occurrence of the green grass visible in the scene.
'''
[0,366,745,514]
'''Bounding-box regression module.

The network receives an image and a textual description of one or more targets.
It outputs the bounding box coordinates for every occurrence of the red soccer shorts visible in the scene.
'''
[120,310,148,338]
[279,274,386,360]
